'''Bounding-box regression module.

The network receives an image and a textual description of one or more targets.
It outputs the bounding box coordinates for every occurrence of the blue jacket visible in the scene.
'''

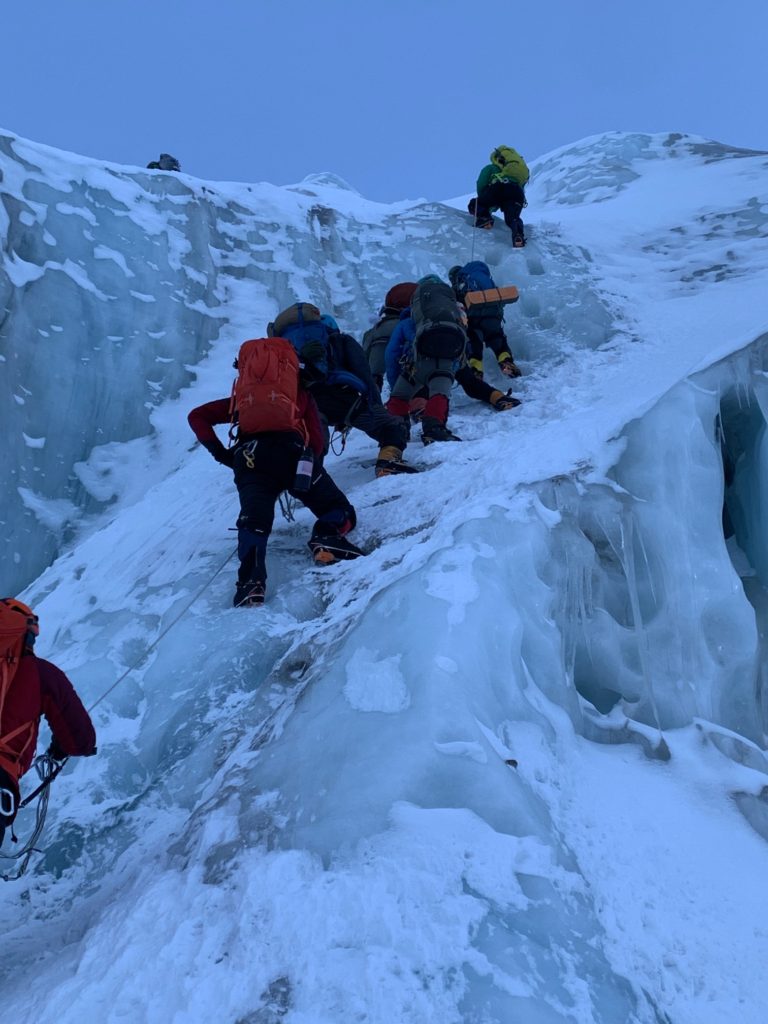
[385,310,416,387]
[385,308,472,385]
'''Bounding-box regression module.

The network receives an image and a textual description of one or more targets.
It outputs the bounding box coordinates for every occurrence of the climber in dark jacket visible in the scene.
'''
[147,153,181,171]
[270,306,414,478]
[449,264,522,379]
[0,598,96,846]
[362,282,418,391]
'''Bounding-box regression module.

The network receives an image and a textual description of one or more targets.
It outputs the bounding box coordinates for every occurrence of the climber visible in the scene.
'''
[362,282,418,391]
[268,303,417,478]
[0,598,97,847]
[385,276,519,445]
[146,154,181,172]
[187,335,365,608]
[449,262,522,379]
[469,146,530,246]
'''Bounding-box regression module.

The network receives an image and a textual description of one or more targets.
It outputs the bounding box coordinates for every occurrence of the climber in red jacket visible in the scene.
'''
[1,598,96,846]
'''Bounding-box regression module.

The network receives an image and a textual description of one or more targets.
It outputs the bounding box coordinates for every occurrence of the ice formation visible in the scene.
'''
[2,129,768,1023]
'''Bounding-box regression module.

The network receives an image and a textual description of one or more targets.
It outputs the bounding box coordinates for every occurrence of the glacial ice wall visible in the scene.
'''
[0,135,224,591]
[547,343,768,745]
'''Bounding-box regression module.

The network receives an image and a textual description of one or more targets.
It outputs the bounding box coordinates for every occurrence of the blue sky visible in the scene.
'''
[3,0,766,200]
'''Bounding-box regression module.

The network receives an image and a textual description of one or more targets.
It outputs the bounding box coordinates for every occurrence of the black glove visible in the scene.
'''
[47,739,67,762]
[204,440,235,468]
[300,341,326,365]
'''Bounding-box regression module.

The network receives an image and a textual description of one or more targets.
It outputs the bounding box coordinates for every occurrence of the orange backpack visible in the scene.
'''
[0,599,39,782]
[230,337,309,442]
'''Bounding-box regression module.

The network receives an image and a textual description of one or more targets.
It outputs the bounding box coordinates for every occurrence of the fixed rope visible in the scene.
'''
[87,546,237,713]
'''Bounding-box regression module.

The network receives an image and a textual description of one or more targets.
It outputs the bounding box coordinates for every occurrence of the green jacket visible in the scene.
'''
[476,163,498,193]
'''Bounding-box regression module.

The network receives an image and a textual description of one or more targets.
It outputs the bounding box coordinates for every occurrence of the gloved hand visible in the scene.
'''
[204,440,235,468]
[47,738,67,762]
[215,447,236,469]
[300,341,327,366]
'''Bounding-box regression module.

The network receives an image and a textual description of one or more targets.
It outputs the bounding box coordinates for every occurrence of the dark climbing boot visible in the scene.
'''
[421,416,462,445]
[490,389,521,411]
[308,535,365,565]
[498,353,522,378]
[375,445,420,477]
[234,580,266,607]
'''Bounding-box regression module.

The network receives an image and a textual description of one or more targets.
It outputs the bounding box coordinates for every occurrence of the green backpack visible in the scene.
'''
[490,146,530,187]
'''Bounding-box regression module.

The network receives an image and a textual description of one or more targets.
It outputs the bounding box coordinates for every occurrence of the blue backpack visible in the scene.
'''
[273,303,332,376]
[273,305,370,398]
[461,261,496,292]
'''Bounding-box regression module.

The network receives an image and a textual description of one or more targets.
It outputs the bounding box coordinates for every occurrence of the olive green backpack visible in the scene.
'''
[490,146,530,187]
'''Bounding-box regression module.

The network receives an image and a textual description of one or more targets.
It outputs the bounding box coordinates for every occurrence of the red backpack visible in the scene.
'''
[0,599,39,782]
[230,337,309,442]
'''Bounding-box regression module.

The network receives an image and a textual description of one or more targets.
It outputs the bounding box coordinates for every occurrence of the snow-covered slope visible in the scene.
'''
[2,130,768,1023]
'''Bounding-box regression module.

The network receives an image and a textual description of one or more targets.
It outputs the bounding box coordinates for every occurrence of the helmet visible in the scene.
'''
[417,274,443,285]
[0,598,39,651]
[320,314,339,333]
[384,282,417,310]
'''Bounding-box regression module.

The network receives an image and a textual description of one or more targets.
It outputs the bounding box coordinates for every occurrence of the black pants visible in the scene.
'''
[311,384,408,452]
[454,365,497,404]
[466,312,511,364]
[233,434,355,584]
[475,181,526,234]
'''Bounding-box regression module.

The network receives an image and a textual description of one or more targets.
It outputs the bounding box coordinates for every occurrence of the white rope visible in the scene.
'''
[88,547,237,713]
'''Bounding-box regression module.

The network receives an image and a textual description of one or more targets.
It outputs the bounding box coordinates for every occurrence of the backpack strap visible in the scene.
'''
[0,728,36,783]
[0,660,36,784]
